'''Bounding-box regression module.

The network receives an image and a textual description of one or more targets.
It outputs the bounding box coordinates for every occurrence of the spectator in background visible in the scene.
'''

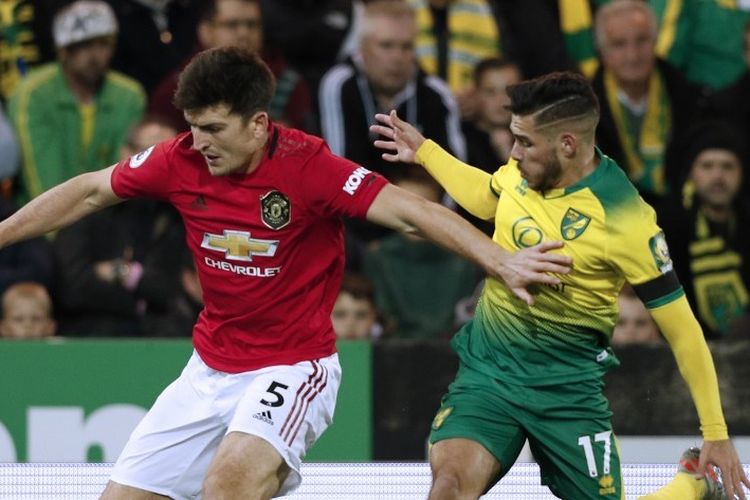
[612,285,662,347]
[150,0,312,132]
[459,57,521,234]
[105,0,199,94]
[652,0,750,91]
[0,282,56,339]
[319,0,465,182]
[363,174,482,339]
[461,57,520,173]
[331,273,381,341]
[0,103,20,196]
[120,113,179,159]
[591,0,702,206]
[143,247,202,337]
[260,0,355,93]
[0,0,60,101]
[406,0,502,118]
[8,0,145,204]
[53,116,183,336]
[659,122,750,340]
[319,0,464,243]
[0,199,55,296]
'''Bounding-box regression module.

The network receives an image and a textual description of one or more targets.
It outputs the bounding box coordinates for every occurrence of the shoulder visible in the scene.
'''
[420,73,457,106]
[319,61,357,95]
[271,125,327,163]
[105,70,146,100]
[10,64,59,101]
[586,154,659,235]
[587,153,642,211]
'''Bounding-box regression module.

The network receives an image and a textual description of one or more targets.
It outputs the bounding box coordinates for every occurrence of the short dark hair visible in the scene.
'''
[506,72,599,125]
[473,57,520,86]
[198,0,259,23]
[173,46,275,119]
[339,273,375,303]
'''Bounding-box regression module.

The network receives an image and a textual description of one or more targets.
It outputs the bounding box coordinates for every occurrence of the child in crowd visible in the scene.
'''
[0,282,56,339]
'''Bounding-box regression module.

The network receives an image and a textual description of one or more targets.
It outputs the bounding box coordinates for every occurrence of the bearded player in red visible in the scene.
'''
[0,47,572,499]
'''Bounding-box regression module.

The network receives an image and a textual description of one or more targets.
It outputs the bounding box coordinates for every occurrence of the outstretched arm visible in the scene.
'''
[371,110,498,220]
[0,166,123,248]
[651,296,750,499]
[366,183,571,306]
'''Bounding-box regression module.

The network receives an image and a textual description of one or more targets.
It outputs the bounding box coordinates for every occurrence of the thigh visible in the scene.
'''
[227,353,341,496]
[428,365,527,481]
[110,352,226,500]
[525,381,623,500]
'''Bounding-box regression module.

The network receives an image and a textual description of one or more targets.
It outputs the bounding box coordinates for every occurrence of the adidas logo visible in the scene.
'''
[191,195,207,210]
[252,410,273,425]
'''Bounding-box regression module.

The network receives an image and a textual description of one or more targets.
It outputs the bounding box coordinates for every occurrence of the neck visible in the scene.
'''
[559,146,598,187]
[618,79,649,103]
[63,70,98,104]
[242,132,269,175]
[373,89,397,112]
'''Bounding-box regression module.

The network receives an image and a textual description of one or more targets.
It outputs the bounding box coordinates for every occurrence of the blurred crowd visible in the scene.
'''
[1,0,749,346]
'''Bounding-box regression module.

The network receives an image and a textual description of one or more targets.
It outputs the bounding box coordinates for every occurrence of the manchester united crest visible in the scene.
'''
[261,191,291,230]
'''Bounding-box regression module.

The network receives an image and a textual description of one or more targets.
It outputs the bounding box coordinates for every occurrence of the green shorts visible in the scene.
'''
[429,363,624,499]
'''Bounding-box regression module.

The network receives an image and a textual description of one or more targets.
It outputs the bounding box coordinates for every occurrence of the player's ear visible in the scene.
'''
[250,111,269,137]
[559,132,577,158]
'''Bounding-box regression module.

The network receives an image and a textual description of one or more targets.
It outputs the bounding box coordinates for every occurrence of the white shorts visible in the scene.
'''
[110,350,341,500]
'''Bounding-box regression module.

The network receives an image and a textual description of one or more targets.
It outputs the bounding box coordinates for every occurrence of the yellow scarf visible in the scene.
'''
[604,69,671,195]
[410,0,500,92]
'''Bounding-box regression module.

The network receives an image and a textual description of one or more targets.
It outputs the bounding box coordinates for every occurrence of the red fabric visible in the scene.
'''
[111,124,387,372]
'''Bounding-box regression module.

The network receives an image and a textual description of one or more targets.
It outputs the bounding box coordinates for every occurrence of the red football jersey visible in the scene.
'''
[111,124,387,372]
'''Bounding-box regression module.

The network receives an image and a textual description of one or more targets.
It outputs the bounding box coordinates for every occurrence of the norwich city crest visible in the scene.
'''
[431,407,453,430]
[261,191,291,230]
[560,207,591,240]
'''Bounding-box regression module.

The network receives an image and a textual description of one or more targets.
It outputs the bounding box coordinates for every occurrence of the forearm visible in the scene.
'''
[0,167,121,248]
[651,296,728,440]
[415,140,498,220]
[367,185,506,275]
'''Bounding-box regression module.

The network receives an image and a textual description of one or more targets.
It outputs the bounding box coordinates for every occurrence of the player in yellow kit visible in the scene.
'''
[371,72,749,500]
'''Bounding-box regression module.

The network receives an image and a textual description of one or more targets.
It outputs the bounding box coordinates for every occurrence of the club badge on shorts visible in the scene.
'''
[261,191,291,230]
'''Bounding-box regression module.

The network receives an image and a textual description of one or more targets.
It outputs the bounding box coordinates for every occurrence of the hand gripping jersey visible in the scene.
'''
[111,124,387,372]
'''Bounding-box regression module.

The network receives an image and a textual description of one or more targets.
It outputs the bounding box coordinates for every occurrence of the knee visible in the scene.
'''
[431,467,471,499]
[202,463,278,500]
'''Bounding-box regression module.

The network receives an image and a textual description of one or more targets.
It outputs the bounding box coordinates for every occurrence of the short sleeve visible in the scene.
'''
[609,198,683,308]
[110,140,173,200]
[300,144,388,219]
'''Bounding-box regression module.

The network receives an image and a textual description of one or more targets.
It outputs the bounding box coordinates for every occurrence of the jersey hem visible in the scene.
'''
[195,344,338,373]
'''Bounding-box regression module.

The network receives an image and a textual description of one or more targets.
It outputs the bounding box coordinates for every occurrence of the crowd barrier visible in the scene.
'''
[2,462,749,499]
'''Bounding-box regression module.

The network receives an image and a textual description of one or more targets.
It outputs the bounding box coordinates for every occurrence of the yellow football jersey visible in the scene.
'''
[420,143,683,386]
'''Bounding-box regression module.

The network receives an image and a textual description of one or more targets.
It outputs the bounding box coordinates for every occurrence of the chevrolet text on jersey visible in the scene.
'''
[204,257,282,277]
[342,166,371,195]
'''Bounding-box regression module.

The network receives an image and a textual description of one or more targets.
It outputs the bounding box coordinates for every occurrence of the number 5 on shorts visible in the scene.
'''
[578,430,613,477]
[260,381,289,407]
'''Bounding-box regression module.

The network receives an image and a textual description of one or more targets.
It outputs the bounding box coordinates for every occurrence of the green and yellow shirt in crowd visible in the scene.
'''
[8,63,144,204]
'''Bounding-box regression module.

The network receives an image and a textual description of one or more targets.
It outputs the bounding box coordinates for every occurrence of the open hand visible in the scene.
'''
[701,439,750,500]
[495,241,572,305]
[370,110,427,164]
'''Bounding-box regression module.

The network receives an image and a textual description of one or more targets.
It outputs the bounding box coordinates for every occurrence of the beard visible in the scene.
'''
[527,151,563,191]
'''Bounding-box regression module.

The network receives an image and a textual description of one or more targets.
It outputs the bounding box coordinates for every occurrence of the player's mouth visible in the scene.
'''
[204,153,221,166]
